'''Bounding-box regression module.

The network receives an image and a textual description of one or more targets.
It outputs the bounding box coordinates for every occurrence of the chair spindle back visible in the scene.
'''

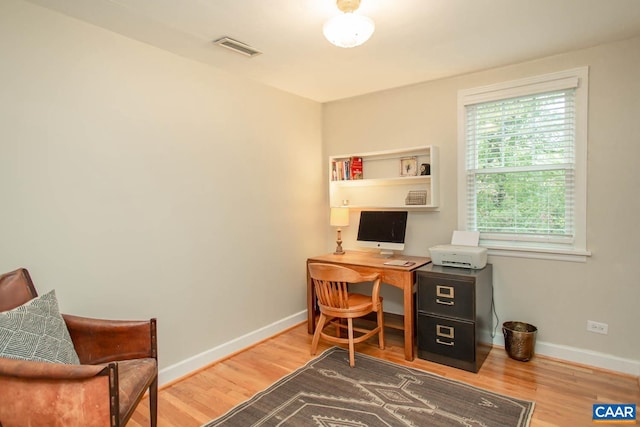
[313,279,350,309]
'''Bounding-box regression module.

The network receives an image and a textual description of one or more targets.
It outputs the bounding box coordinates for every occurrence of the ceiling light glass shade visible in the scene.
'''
[323,13,375,48]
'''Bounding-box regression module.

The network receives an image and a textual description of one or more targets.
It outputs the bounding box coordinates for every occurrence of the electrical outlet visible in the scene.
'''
[587,320,608,335]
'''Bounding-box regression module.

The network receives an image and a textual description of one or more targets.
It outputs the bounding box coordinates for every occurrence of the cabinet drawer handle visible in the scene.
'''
[436,339,454,346]
[436,298,454,306]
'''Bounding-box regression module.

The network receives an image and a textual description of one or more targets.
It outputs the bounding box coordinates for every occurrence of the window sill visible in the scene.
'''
[484,244,592,262]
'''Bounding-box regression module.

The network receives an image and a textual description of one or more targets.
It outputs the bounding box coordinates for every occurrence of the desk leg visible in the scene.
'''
[307,262,316,335]
[403,278,415,361]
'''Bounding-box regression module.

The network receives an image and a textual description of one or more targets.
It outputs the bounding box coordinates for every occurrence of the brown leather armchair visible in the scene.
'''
[0,268,158,427]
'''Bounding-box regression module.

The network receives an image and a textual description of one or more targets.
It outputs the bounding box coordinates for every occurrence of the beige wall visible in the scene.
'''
[2,0,638,377]
[323,36,640,370]
[0,0,325,372]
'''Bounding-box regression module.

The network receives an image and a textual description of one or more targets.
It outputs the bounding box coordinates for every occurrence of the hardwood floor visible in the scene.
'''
[129,323,639,426]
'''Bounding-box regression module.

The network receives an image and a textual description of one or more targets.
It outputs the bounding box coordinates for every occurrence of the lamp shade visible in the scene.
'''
[323,13,375,48]
[330,207,350,227]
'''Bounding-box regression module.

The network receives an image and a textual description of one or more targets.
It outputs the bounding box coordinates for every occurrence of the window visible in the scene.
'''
[457,68,590,261]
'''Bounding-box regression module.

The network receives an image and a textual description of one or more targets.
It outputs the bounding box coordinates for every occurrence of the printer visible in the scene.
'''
[429,245,487,269]
[429,230,488,269]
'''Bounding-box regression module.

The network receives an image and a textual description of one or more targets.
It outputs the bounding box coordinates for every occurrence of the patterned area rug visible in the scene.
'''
[203,347,534,427]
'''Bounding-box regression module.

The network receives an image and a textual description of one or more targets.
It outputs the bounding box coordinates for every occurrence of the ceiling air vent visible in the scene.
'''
[213,37,262,57]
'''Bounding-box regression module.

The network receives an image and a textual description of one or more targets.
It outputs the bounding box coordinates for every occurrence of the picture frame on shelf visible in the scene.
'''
[400,156,418,176]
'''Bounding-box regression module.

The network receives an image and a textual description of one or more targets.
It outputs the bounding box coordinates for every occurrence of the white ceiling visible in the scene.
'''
[25,0,640,102]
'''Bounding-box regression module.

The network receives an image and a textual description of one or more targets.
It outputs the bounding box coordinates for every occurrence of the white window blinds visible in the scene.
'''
[464,89,577,242]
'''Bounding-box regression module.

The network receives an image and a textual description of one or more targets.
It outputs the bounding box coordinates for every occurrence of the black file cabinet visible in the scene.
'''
[416,264,493,373]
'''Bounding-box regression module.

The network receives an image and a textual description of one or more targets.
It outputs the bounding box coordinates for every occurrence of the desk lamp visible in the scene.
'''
[330,207,349,255]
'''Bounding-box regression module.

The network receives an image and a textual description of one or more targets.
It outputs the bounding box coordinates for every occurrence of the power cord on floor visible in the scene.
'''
[491,282,500,338]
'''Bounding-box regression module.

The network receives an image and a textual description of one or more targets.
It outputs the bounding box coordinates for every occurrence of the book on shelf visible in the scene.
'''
[331,157,363,181]
[350,157,363,180]
[337,160,346,180]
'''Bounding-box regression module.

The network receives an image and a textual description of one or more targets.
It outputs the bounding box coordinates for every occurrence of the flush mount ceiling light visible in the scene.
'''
[323,0,375,48]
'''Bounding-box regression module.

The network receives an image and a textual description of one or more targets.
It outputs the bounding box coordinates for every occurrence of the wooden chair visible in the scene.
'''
[0,268,157,427]
[308,263,384,367]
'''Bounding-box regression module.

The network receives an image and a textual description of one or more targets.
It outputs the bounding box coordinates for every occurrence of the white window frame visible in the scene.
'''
[457,68,591,262]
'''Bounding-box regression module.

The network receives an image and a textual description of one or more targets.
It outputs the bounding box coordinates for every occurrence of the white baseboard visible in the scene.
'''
[493,335,640,376]
[158,310,308,386]
[159,310,639,386]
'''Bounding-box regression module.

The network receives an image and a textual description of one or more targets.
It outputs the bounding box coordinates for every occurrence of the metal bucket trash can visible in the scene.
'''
[503,321,537,361]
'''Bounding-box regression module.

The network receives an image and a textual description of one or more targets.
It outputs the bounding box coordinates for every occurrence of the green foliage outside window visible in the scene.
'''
[474,170,567,235]
[468,90,574,237]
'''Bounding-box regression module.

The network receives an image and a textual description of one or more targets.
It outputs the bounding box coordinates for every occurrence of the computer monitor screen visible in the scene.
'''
[356,211,408,256]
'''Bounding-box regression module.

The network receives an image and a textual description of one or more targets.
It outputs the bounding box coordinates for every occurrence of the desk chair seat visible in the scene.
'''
[308,263,384,367]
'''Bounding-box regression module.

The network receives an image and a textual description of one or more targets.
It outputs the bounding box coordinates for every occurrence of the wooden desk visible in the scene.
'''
[306,251,431,361]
